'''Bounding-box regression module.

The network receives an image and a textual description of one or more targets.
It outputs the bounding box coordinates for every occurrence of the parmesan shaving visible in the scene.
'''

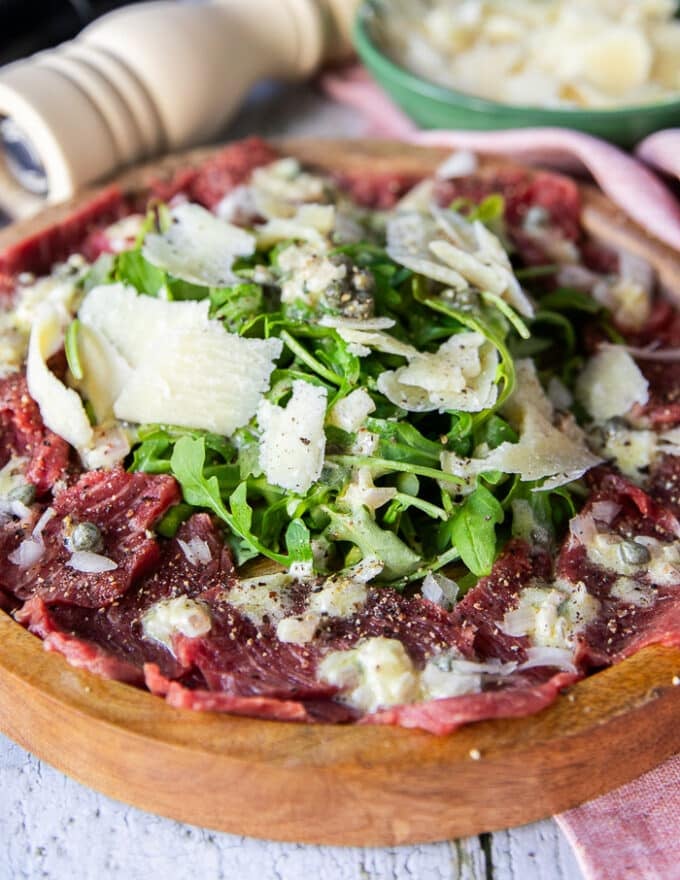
[26,305,93,450]
[576,347,649,421]
[327,388,376,434]
[441,359,601,489]
[142,203,255,287]
[377,332,499,413]
[79,285,281,436]
[257,380,327,494]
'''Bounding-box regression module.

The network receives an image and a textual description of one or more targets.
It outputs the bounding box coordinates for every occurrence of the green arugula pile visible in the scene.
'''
[73,195,610,594]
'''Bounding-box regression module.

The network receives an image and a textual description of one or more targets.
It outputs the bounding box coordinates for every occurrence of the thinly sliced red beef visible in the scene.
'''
[15,596,144,684]
[585,468,680,539]
[365,670,578,736]
[630,361,680,428]
[144,663,351,721]
[316,588,470,665]
[649,454,680,518]
[14,514,232,681]
[558,474,680,668]
[0,373,70,494]
[434,167,582,266]
[3,469,180,606]
[450,540,549,664]
[143,137,279,210]
[0,186,127,280]
[625,299,680,349]
[334,170,425,209]
[174,594,334,701]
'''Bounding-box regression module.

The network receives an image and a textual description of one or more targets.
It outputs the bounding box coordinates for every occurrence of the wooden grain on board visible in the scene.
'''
[0,140,678,847]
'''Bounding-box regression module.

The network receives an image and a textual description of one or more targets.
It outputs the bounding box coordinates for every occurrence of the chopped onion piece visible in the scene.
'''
[8,538,44,568]
[66,550,118,573]
[177,537,212,567]
[603,342,680,362]
[421,572,459,609]
[519,647,577,673]
[590,501,621,525]
[0,498,31,520]
[32,506,56,540]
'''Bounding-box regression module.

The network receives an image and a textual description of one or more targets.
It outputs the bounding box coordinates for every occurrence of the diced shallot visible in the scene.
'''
[519,646,577,674]
[8,539,45,568]
[590,501,621,525]
[177,537,212,567]
[569,512,598,546]
[66,550,118,573]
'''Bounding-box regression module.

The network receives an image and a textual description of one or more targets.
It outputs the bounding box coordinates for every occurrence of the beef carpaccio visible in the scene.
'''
[0,138,678,734]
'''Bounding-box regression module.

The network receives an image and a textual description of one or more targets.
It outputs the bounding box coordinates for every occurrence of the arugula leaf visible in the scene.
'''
[324,505,420,580]
[64,319,83,381]
[481,291,530,340]
[115,250,166,296]
[82,253,115,292]
[170,438,292,567]
[476,414,518,449]
[450,486,504,576]
[365,418,444,467]
[285,518,313,563]
[209,283,263,331]
[538,288,603,314]
[450,194,505,225]
[155,503,194,538]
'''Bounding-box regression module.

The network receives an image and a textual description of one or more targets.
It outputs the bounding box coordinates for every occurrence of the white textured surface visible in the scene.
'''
[0,83,584,880]
[0,733,583,880]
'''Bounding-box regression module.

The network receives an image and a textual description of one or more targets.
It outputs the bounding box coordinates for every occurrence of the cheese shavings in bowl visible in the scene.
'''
[373,0,680,109]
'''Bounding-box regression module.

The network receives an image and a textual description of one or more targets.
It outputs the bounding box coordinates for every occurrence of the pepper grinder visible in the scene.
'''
[0,0,358,205]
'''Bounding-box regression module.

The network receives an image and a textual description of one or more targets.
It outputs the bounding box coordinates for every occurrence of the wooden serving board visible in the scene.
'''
[0,140,679,846]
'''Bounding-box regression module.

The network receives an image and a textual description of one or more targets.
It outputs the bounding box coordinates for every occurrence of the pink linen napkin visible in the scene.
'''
[557,755,680,880]
[321,64,680,880]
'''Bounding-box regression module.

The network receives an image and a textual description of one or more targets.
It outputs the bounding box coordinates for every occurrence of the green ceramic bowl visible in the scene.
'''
[353,0,680,147]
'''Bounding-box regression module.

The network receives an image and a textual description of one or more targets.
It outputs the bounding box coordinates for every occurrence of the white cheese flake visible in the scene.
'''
[26,305,93,450]
[441,359,601,489]
[80,285,281,436]
[501,580,600,650]
[142,203,255,287]
[79,283,211,368]
[319,637,517,712]
[142,596,212,652]
[594,423,680,481]
[319,637,421,713]
[225,572,295,626]
[339,466,397,512]
[256,204,335,249]
[257,380,327,494]
[585,530,680,587]
[114,323,281,436]
[327,388,376,434]
[74,323,131,424]
[576,346,649,421]
[278,244,345,306]
[377,331,499,413]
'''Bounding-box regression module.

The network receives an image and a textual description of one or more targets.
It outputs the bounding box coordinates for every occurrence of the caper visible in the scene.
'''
[617,540,651,566]
[8,483,36,506]
[67,521,103,553]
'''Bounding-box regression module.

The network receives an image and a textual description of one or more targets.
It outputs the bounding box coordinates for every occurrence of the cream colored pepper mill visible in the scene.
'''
[0,0,358,205]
